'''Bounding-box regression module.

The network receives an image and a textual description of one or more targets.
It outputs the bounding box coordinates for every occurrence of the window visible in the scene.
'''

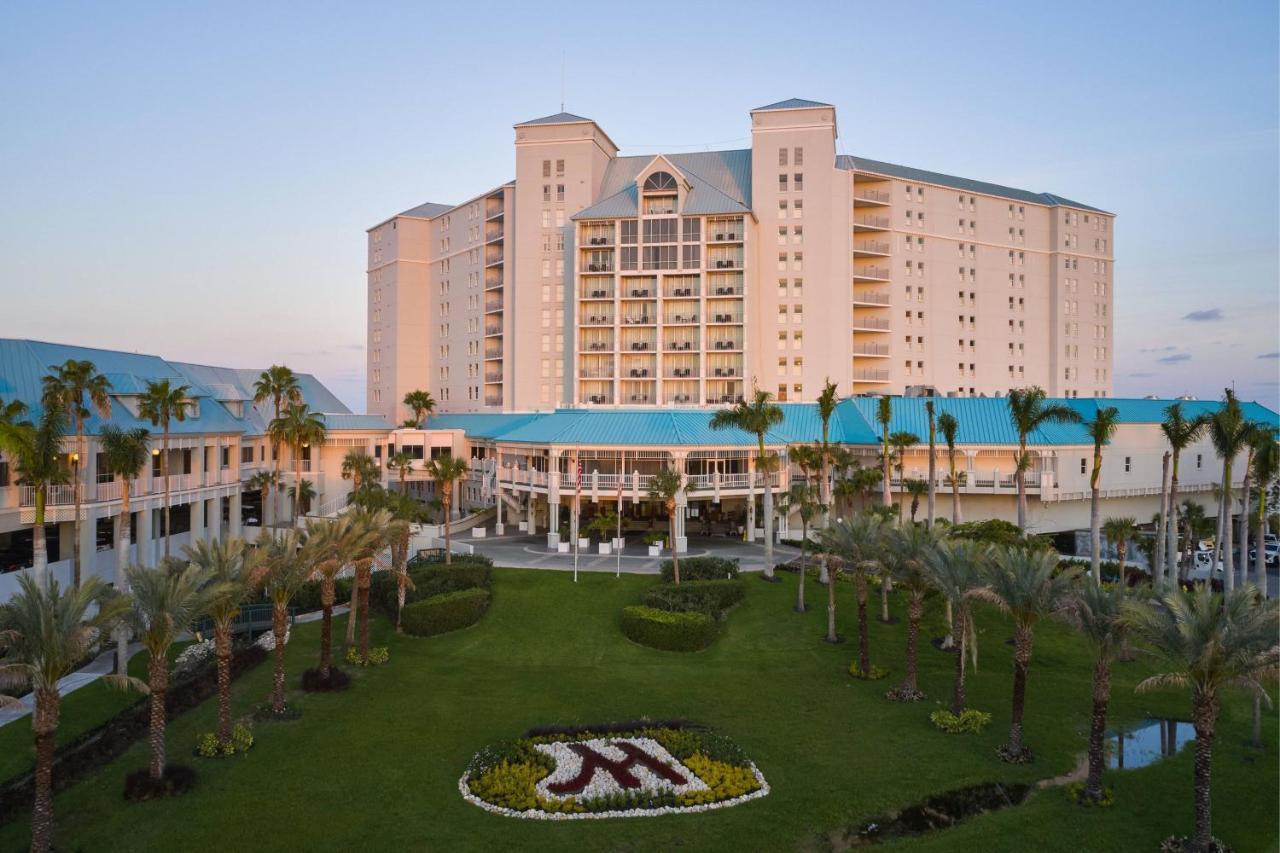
[620,246,638,270]
[792,199,803,218]
[556,184,565,202]
[641,245,677,270]
[793,173,803,191]
[778,200,787,218]
[793,147,803,166]
[643,171,677,191]
[542,160,551,178]
[621,220,638,244]
[642,218,677,243]
[542,185,550,202]
[1196,454,1202,470]
[1080,458,1087,475]
[778,174,788,192]
[778,148,788,166]
[555,159,564,176]
[681,244,700,268]
[682,217,700,242]
[778,225,788,245]
[1124,457,1132,473]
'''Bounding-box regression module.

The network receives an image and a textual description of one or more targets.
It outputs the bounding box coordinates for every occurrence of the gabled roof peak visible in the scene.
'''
[753,98,832,112]
[515,111,594,127]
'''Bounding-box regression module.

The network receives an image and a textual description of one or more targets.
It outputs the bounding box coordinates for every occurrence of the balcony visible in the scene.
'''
[485,223,504,243]
[485,370,503,382]
[624,366,653,379]
[485,198,504,220]
[485,247,504,267]
[583,262,614,274]
[485,273,503,291]
[621,312,655,326]
[622,287,654,299]
[485,322,503,337]
[709,338,740,351]
[582,285,615,300]
[853,187,892,206]
[853,343,891,357]
[706,217,745,243]
[853,266,890,282]
[583,312,615,326]
[484,396,503,406]
[665,366,698,379]
[853,291,890,306]
[854,369,891,382]
[708,311,743,324]
[665,338,698,352]
[580,367,614,379]
[485,296,504,313]
[484,344,504,359]
[710,283,743,297]
[854,214,891,232]
[852,315,891,331]
[583,338,615,352]
[854,240,891,257]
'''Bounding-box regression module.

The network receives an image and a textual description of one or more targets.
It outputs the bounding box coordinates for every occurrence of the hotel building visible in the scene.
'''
[367,99,1115,425]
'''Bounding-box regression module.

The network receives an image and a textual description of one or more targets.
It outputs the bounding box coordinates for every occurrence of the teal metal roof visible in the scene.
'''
[836,154,1107,214]
[428,397,1277,449]
[754,98,832,111]
[574,149,752,220]
[0,340,383,439]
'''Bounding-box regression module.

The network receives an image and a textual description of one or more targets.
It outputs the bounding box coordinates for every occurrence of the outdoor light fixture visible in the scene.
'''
[153,448,161,456]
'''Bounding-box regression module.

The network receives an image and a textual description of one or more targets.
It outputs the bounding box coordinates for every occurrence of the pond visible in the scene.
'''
[825,782,1033,848]
[1106,718,1195,770]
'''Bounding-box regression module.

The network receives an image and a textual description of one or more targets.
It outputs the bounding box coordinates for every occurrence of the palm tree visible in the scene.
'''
[268,402,326,525]
[981,547,1079,762]
[1180,499,1213,573]
[41,360,112,587]
[888,430,919,520]
[1124,588,1278,851]
[137,379,191,559]
[787,480,822,612]
[246,469,281,534]
[646,465,685,582]
[1162,403,1209,582]
[341,449,379,494]
[817,379,840,526]
[1207,390,1249,592]
[98,425,151,672]
[424,453,470,563]
[1251,430,1278,595]
[817,515,886,661]
[127,557,219,781]
[1156,450,1171,590]
[387,451,415,496]
[1234,421,1266,591]
[1065,579,1128,805]
[289,478,316,516]
[345,508,394,659]
[925,400,937,527]
[876,396,893,509]
[905,479,928,524]
[253,366,302,528]
[1101,517,1139,589]
[371,490,422,630]
[884,523,946,700]
[402,389,436,428]
[303,514,380,679]
[0,405,67,588]
[710,388,786,572]
[1006,387,1082,531]
[183,537,252,746]
[1085,406,1121,583]
[939,412,963,524]
[254,531,314,713]
[0,575,132,852]
[922,540,989,714]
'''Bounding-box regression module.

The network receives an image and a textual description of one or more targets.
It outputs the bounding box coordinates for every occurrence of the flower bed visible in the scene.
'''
[459,722,768,819]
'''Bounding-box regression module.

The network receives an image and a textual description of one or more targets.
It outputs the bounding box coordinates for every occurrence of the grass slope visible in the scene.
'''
[1,569,1275,852]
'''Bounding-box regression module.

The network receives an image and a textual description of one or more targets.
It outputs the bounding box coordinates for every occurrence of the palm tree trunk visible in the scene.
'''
[162,428,172,559]
[881,438,891,508]
[927,433,936,529]
[345,568,359,645]
[950,609,967,715]
[271,603,287,713]
[1089,481,1102,583]
[215,622,232,744]
[1084,656,1111,801]
[894,595,923,699]
[1191,694,1217,850]
[1255,496,1268,598]
[1016,438,1028,531]
[942,599,955,650]
[30,689,58,853]
[795,522,806,611]
[148,654,168,779]
[1004,623,1033,759]
[358,563,372,660]
[826,565,838,643]
[320,577,334,677]
[669,504,680,584]
[293,449,303,525]
[34,492,48,588]
[879,570,892,623]
[115,485,132,673]
[1156,452,1170,589]
[395,530,409,632]
[1221,461,1234,592]
[72,426,83,587]
[443,493,453,565]
[855,572,870,669]
[1251,694,1262,749]
[762,455,775,573]
[1238,464,1252,590]
[1167,454,1182,581]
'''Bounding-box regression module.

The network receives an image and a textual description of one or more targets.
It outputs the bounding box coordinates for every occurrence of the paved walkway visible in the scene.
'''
[464,534,803,574]
[0,605,349,729]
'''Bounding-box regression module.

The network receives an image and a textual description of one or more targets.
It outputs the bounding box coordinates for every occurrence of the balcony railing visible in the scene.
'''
[853,292,890,305]
[854,266,890,281]
[485,371,503,382]
[853,316,891,330]
[854,369,890,382]
[854,240,890,255]
[853,188,891,204]
[855,215,891,229]
[853,343,891,356]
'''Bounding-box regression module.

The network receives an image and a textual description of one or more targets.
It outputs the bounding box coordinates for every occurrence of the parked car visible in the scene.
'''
[1185,550,1225,583]
[1248,540,1280,568]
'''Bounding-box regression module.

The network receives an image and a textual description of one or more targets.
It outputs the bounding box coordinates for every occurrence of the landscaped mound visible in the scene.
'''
[621,606,717,652]
[381,554,495,638]
[402,587,491,637]
[459,721,768,819]
[622,568,746,652]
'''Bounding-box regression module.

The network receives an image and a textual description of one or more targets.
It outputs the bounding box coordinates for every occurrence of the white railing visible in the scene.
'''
[19,484,75,507]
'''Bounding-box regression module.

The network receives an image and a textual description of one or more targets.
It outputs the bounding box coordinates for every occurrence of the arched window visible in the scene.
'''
[643,171,678,192]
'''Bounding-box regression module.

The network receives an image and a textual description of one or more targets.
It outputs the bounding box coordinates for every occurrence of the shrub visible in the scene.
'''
[643,579,745,618]
[929,709,993,734]
[620,606,717,652]
[660,556,739,583]
[1067,782,1114,808]
[123,765,197,801]
[373,561,494,617]
[301,667,351,692]
[848,662,889,680]
[195,723,254,758]
[289,577,353,613]
[346,646,390,666]
[401,588,491,637]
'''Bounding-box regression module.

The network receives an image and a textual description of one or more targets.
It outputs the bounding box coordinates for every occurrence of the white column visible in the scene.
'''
[229,490,243,540]
[190,497,205,544]
[137,508,154,568]
[78,509,97,583]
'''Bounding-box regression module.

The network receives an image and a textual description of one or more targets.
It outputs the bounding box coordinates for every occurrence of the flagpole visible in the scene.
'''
[616,450,624,578]
[573,446,580,583]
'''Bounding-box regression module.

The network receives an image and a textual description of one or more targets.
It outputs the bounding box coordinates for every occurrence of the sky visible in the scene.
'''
[1,0,1277,412]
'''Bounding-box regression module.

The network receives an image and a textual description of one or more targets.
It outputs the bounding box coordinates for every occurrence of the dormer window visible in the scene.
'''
[643,171,678,192]
[221,400,244,418]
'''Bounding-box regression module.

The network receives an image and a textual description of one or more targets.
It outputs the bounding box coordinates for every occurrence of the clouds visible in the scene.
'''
[1158,353,1192,364]
[1182,308,1223,322]
[1128,371,1155,377]
[1139,345,1177,353]
[1259,352,1280,360]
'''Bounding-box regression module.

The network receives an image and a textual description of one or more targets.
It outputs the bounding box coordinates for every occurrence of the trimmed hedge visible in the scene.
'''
[401,588,491,637]
[620,606,717,652]
[643,579,745,618]
[290,577,353,613]
[372,561,494,618]
[659,556,740,583]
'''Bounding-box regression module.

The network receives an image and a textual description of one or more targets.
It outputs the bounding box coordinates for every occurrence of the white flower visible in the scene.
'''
[174,639,215,674]
[254,629,290,652]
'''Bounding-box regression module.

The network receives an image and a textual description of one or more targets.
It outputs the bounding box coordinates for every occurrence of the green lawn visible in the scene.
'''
[2,568,1275,852]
